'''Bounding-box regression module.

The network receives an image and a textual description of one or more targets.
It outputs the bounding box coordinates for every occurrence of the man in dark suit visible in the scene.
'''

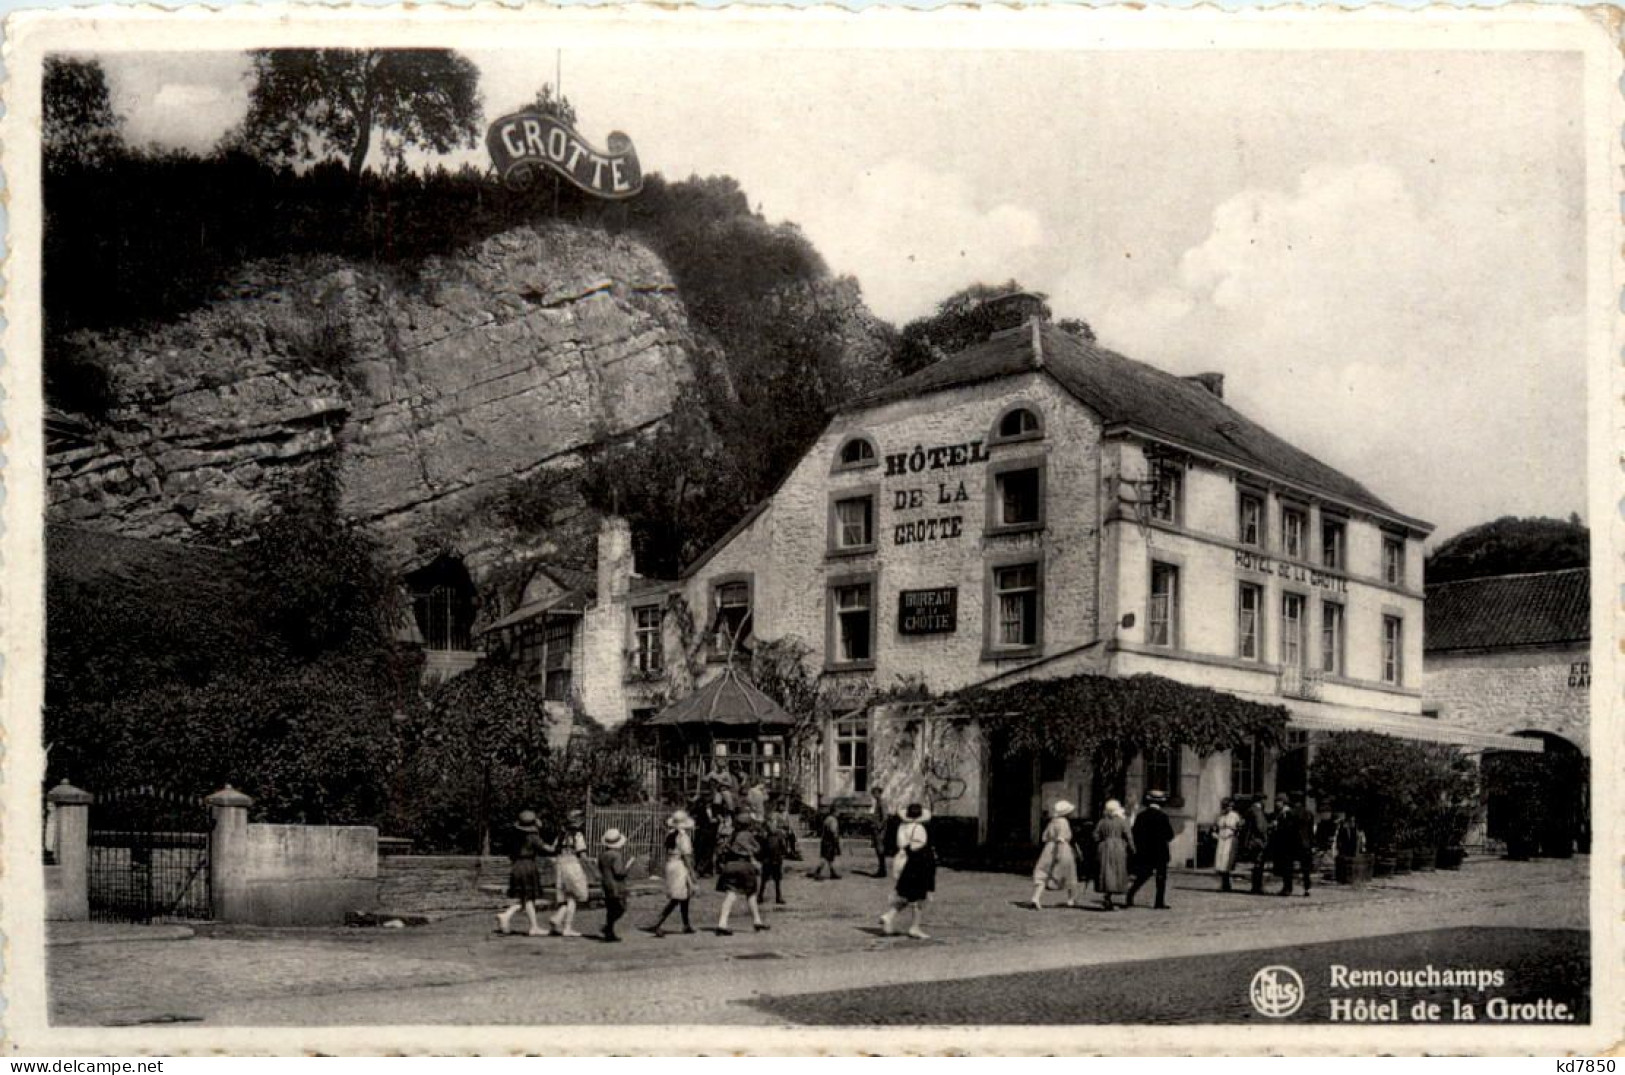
[1245,795,1271,894]
[1125,790,1175,909]
[1272,794,1316,896]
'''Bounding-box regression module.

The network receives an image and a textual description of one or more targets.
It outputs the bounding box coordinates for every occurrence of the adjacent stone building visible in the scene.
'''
[1422,567,1591,755]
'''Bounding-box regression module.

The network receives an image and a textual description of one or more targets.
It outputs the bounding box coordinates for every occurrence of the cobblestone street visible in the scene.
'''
[47,856,1589,1027]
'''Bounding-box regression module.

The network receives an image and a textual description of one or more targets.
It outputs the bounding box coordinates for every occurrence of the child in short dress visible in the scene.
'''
[548,809,590,937]
[496,810,548,936]
[879,804,935,939]
[647,810,698,937]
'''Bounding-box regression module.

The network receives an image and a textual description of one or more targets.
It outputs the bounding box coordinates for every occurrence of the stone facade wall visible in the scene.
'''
[1424,645,1591,753]
[683,372,1102,694]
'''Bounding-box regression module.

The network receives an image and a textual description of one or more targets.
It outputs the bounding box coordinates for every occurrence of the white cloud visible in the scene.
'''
[1052,162,1586,541]
[793,157,1044,324]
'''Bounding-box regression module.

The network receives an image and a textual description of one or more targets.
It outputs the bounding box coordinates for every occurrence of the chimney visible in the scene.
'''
[983,291,1051,336]
[1185,372,1225,399]
[597,515,634,604]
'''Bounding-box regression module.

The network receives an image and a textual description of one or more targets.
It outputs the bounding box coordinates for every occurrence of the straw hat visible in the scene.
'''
[514,810,541,834]
[601,828,628,849]
[1145,790,1168,806]
[1051,800,1075,818]
[667,810,696,831]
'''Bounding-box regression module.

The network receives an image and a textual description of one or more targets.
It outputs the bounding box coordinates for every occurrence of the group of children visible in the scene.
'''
[493,798,940,942]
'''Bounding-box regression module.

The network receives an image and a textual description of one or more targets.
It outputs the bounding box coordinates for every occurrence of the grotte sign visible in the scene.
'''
[486,112,644,198]
[899,587,958,635]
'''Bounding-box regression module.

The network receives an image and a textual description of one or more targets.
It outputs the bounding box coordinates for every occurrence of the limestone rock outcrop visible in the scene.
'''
[48,223,698,574]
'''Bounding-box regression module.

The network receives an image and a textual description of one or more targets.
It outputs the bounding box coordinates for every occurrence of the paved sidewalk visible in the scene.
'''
[47,856,1589,1026]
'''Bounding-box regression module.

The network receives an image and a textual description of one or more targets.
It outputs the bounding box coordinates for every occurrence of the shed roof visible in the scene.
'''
[843,319,1425,529]
[1424,567,1590,653]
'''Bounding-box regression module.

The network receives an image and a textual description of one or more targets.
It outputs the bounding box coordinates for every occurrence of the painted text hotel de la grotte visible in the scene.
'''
[491,297,1538,867]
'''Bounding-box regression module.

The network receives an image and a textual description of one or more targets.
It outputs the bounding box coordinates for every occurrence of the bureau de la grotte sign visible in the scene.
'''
[487,112,644,199]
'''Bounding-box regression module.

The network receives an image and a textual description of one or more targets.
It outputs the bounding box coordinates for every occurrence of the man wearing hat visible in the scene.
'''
[595,828,635,942]
[1125,790,1175,909]
[1029,799,1080,909]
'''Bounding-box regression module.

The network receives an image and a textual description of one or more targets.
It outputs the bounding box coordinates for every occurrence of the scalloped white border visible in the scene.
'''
[1,5,1618,1055]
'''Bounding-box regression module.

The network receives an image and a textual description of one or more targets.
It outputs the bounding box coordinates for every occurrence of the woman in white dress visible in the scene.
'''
[646,810,699,936]
[547,808,590,937]
[1213,797,1243,892]
[1029,799,1080,909]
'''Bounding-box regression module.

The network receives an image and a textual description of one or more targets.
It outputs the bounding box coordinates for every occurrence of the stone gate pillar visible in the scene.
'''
[46,780,92,921]
[206,785,253,923]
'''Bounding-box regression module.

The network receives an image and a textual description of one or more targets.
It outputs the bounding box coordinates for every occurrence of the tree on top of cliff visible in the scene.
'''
[43,55,125,173]
[1425,514,1589,583]
[893,282,1097,376]
[239,49,483,179]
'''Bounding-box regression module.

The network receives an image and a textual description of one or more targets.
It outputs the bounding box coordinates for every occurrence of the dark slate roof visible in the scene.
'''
[844,320,1421,527]
[1424,568,1590,652]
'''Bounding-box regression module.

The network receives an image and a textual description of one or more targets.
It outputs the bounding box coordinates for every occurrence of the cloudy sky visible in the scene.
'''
[95,43,1589,545]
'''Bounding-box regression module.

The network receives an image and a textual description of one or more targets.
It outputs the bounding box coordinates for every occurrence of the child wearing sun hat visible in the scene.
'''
[596,828,635,942]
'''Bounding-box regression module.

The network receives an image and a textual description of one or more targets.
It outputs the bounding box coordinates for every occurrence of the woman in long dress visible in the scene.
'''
[880,804,936,939]
[496,810,548,936]
[1213,797,1243,892]
[1094,799,1135,911]
[646,810,698,936]
[1029,799,1080,909]
[547,808,590,937]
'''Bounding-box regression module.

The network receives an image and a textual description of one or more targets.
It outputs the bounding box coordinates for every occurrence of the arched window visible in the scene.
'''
[835,436,878,470]
[993,406,1043,443]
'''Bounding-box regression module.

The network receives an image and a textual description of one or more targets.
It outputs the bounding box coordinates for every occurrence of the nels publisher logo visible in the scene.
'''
[1250,966,1305,1018]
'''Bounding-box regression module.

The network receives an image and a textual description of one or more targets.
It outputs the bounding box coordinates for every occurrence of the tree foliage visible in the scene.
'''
[1425,514,1589,583]
[516,82,577,126]
[389,657,553,852]
[240,49,483,178]
[956,672,1288,808]
[892,282,1097,376]
[1308,731,1480,852]
[44,56,124,172]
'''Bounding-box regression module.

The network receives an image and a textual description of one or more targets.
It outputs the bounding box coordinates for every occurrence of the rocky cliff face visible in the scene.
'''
[48,224,699,577]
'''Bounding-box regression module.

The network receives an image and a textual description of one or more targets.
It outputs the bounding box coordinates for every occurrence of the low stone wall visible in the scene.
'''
[377,856,511,917]
[240,824,379,926]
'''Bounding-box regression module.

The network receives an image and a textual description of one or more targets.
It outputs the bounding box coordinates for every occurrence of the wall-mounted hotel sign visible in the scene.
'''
[486,112,644,198]
[899,587,958,635]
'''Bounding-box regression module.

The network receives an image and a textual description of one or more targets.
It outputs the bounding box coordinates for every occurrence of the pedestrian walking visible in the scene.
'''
[1094,799,1134,910]
[871,787,890,877]
[879,803,935,939]
[714,810,769,935]
[495,810,548,936]
[880,801,903,879]
[691,792,719,878]
[1125,790,1175,909]
[746,779,769,821]
[595,828,635,942]
[811,808,842,880]
[1272,794,1315,897]
[547,808,590,937]
[758,812,790,905]
[1028,799,1080,909]
[1213,797,1243,893]
[1245,795,1272,894]
[646,810,698,937]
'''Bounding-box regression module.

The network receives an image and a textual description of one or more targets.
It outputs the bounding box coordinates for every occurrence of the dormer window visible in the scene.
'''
[992,406,1043,444]
[835,436,878,471]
